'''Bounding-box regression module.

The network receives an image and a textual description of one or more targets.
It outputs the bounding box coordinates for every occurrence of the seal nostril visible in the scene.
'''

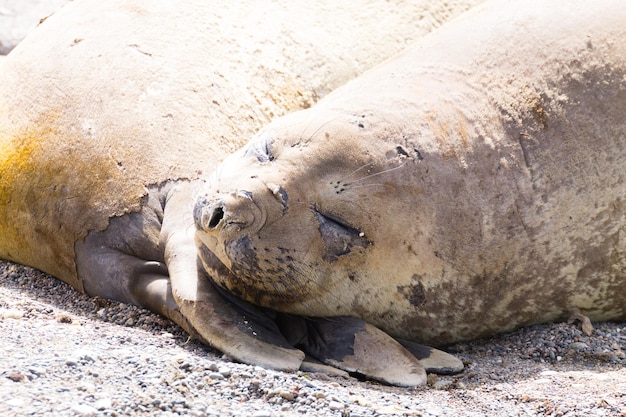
[208,206,224,229]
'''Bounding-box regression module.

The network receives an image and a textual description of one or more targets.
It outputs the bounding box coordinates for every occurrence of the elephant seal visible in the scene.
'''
[0,0,480,386]
[195,0,626,381]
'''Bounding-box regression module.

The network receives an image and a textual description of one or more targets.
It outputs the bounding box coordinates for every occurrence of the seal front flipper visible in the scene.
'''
[162,183,305,371]
[396,338,464,375]
[286,316,427,387]
[75,182,199,338]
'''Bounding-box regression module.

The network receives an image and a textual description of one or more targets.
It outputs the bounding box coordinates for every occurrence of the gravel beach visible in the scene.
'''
[2,261,625,416]
[2,1,625,416]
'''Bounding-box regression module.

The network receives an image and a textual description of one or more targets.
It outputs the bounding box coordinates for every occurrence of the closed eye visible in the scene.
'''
[243,132,274,163]
[314,209,370,262]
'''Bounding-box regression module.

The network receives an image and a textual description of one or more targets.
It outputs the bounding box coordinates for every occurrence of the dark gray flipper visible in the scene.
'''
[75,183,199,338]
[285,316,427,387]
[299,356,350,378]
[397,338,464,375]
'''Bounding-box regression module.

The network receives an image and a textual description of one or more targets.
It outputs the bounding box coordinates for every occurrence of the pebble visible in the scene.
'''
[0,307,23,319]
[94,398,113,410]
[279,390,297,401]
[6,398,25,407]
[569,342,589,351]
[539,370,558,376]
[28,366,45,377]
[208,372,225,380]
[328,400,345,411]
[432,379,455,389]
[533,378,551,384]
[71,404,98,417]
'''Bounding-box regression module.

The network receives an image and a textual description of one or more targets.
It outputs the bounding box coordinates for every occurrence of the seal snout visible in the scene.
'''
[198,200,225,230]
[194,191,266,235]
[194,196,220,231]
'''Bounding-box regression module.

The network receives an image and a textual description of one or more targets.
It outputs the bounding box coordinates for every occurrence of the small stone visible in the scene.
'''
[432,379,454,389]
[6,371,26,382]
[533,378,551,384]
[328,400,345,411]
[78,352,96,363]
[171,353,189,364]
[6,398,25,407]
[56,313,73,323]
[71,404,98,417]
[252,411,271,417]
[179,361,194,372]
[569,342,589,351]
[349,395,370,406]
[208,372,225,380]
[0,308,23,319]
[539,370,558,376]
[94,398,112,410]
[28,366,45,377]
[300,379,319,389]
[279,390,297,401]
[78,382,96,393]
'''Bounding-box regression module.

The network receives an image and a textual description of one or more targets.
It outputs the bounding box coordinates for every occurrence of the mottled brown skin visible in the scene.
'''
[195,0,626,347]
[0,0,481,387]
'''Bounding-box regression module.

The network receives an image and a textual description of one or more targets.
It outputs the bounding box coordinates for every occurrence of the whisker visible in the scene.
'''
[336,162,376,183]
[299,114,343,144]
[215,160,224,183]
[344,183,385,190]
[345,163,406,186]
